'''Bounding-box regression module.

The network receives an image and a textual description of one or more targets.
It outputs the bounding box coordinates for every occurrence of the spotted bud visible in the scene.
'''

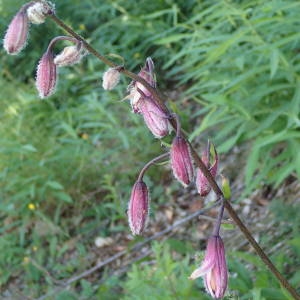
[170,136,194,187]
[128,181,149,235]
[54,43,85,67]
[196,142,218,196]
[27,1,54,24]
[3,6,29,55]
[36,50,57,98]
[102,68,121,90]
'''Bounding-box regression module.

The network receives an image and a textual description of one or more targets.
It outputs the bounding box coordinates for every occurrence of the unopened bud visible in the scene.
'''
[129,57,156,113]
[170,136,194,187]
[3,6,29,55]
[27,1,54,24]
[138,98,170,138]
[189,235,228,299]
[54,43,85,67]
[36,50,57,98]
[221,176,231,200]
[128,180,149,235]
[102,68,121,90]
[196,142,218,197]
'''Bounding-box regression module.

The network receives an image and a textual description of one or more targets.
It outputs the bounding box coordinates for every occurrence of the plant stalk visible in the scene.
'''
[48,13,300,300]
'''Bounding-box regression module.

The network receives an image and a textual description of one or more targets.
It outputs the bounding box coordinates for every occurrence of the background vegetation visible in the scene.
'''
[0,0,299,299]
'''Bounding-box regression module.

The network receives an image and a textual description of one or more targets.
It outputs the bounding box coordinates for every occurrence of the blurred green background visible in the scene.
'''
[1,0,299,299]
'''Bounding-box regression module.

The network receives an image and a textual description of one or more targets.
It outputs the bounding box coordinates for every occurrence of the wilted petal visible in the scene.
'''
[3,7,29,55]
[128,180,149,235]
[170,136,194,187]
[36,50,57,98]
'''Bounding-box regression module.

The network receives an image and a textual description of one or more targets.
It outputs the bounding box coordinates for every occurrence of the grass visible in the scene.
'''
[0,0,299,298]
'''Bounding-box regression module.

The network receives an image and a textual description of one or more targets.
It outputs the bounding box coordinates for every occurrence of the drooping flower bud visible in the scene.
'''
[102,67,121,90]
[170,136,194,187]
[36,49,57,98]
[128,180,149,235]
[138,97,170,138]
[135,57,156,98]
[27,1,54,24]
[128,57,171,138]
[54,43,85,67]
[189,235,228,299]
[129,57,156,113]
[196,142,218,196]
[3,5,29,55]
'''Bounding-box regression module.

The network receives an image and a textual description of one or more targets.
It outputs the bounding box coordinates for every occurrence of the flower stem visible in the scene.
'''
[48,13,300,300]
[212,200,224,236]
[137,153,169,182]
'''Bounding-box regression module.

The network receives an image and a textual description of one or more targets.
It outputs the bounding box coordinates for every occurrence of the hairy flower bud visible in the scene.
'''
[138,98,170,138]
[36,50,57,98]
[129,57,156,113]
[170,136,194,187]
[189,235,228,299]
[3,6,29,55]
[54,44,85,67]
[128,180,149,235]
[102,68,121,90]
[27,1,54,24]
[196,142,218,196]
[135,57,156,98]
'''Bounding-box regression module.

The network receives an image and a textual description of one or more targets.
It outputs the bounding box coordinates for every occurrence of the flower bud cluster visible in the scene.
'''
[4,5,230,298]
[36,37,86,98]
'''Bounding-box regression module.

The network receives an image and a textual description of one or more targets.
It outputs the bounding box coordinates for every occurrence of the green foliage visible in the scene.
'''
[150,0,300,193]
[1,0,299,299]
[121,241,209,300]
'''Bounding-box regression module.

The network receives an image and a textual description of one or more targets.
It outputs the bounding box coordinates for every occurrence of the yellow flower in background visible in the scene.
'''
[79,23,86,31]
[23,257,30,264]
[28,203,36,210]
[81,133,89,140]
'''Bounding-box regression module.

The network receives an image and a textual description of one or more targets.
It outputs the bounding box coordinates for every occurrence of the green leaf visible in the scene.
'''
[270,48,279,79]
[46,181,64,190]
[21,144,37,152]
[54,192,73,203]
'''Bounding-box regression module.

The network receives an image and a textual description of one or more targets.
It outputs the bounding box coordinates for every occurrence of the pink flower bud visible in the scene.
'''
[135,57,156,97]
[130,57,156,113]
[27,1,54,24]
[170,136,194,187]
[189,235,228,299]
[36,50,57,98]
[138,97,170,138]
[128,181,149,235]
[196,143,218,196]
[3,6,29,55]
[102,68,121,90]
[54,44,85,67]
